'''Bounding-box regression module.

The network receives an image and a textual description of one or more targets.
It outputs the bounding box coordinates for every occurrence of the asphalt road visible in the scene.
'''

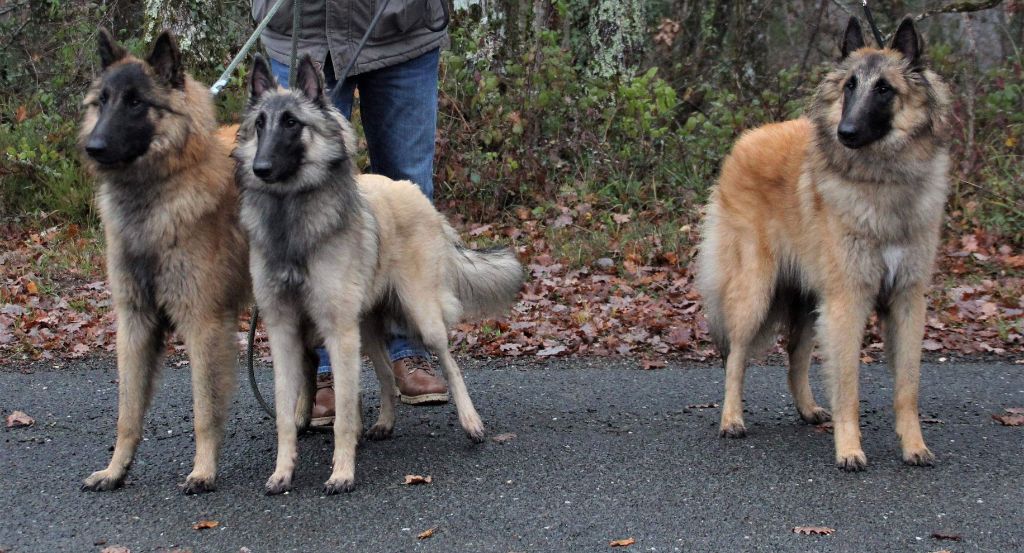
[1,357,1022,553]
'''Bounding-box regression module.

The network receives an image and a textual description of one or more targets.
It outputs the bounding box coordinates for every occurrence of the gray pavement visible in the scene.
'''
[1,357,1022,552]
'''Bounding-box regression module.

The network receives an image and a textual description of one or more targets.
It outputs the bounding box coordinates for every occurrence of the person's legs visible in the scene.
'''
[356,49,440,364]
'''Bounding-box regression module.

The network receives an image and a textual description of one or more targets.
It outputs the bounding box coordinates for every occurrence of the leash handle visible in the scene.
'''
[861,0,886,47]
[328,0,392,104]
[210,0,291,95]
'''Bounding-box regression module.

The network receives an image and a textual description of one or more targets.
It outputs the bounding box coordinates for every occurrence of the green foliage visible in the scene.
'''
[1,0,1021,250]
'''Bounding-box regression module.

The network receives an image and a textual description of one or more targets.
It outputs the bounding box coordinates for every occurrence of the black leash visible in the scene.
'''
[861,0,886,47]
[328,0,450,105]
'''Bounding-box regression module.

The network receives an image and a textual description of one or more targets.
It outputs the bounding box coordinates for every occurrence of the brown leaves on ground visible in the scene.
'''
[417,527,437,540]
[192,520,219,531]
[1,225,114,360]
[931,531,963,541]
[793,526,835,536]
[100,547,131,553]
[5,410,34,428]
[491,432,518,444]
[403,474,432,485]
[609,537,636,547]
[992,409,1024,426]
[1,220,1021,362]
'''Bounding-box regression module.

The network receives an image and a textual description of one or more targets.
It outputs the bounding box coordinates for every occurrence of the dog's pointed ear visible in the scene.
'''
[147,30,185,89]
[249,55,277,103]
[97,27,127,69]
[841,17,866,59]
[890,17,922,68]
[295,55,325,105]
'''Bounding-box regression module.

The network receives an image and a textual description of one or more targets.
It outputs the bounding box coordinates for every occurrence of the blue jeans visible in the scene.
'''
[270,51,439,368]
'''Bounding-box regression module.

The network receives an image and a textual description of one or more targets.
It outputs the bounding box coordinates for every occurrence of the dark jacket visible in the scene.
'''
[252,0,448,77]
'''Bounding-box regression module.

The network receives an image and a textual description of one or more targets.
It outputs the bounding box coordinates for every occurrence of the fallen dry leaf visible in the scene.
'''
[1004,407,1024,415]
[793,526,835,536]
[921,418,944,424]
[686,402,718,409]
[192,520,219,531]
[640,357,667,370]
[609,537,636,547]
[403,474,432,485]
[5,410,34,428]
[931,531,962,541]
[15,104,28,124]
[992,413,1024,426]
[491,432,517,444]
[536,345,567,357]
[929,550,953,553]
[417,527,436,540]
[100,547,131,553]
[814,422,834,434]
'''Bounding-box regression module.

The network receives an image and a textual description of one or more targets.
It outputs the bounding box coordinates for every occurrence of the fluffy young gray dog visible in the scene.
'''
[234,54,523,494]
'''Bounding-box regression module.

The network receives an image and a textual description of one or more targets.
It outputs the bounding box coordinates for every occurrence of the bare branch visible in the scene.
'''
[829,0,856,18]
[914,0,1003,22]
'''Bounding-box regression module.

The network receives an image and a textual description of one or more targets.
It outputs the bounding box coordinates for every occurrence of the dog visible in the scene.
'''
[79,28,249,493]
[234,54,523,494]
[695,17,951,471]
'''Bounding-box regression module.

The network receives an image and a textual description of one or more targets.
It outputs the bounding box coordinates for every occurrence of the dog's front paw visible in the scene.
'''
[264,471,294,495]
[82,469,125,492]
[836,450,868,472]
[460,414,485,443]
[364,423,393,441]
[902,447,935,467]
[323,478,355,495]
[719,421,747,439]
[799,407,832,425]
[182,473,217,495]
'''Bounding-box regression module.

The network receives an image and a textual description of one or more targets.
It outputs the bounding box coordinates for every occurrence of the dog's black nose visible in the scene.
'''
[837,123,860,143]
[85,137,108,159]
[252,160,273,179]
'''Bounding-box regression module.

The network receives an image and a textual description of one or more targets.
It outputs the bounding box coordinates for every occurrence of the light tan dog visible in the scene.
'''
[234,55,523,494]
[696,17,951,470]
[79,29,249,493]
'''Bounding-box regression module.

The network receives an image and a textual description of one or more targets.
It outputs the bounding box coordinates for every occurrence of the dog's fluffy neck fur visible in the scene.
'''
[239,157,365,293]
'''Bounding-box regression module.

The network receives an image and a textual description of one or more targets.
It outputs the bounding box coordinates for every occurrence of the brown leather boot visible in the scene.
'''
[393,357,449,405]
[310,377,335,427]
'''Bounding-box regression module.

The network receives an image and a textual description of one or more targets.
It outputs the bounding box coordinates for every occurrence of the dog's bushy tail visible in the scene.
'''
[444,225,523,321]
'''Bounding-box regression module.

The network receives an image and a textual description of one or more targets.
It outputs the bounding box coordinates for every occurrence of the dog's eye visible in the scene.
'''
[128,97,143,108]
[284,117,298,128]
[99,92,108,105]
[255,114,266,129]
[845,77,857,91]
[875,81,893,95]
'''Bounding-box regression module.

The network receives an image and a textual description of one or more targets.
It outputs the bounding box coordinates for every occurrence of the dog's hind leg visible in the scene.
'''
[294,343,319,433]
[787,304,830,425]
[363,322,397,441]
[263,307,307,495]
[180,315,238,494]
[83,309,166,492]
[322,321,362,494]
[408,303,485,442]
[882,285,934,466]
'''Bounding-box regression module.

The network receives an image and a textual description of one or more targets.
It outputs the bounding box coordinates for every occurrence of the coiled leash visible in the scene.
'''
[208,0,449,417]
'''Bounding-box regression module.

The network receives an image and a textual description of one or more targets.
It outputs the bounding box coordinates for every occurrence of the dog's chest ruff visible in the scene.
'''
[881,245,905,293]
